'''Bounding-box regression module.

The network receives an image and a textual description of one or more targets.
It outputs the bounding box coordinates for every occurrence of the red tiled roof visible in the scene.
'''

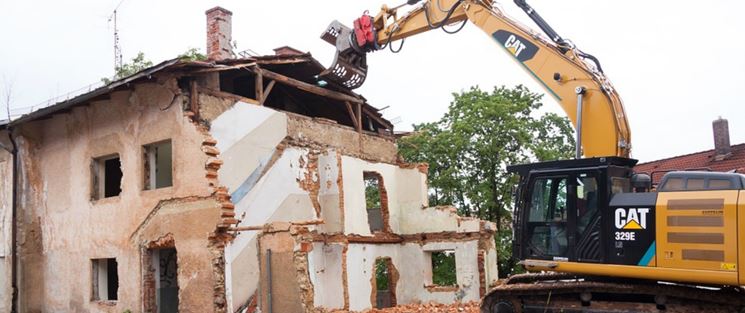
[635,143,745,183]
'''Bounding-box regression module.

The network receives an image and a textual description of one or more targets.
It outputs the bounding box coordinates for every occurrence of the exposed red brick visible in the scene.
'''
[477,250,486,297]
[221,218,240,225]
[206,157,224,169]
[297,152,323,217]
[205,7,233,61]
[300,241,314,253]
[203,137,218,146]
[201,145,221,156]
[424,285,459,293]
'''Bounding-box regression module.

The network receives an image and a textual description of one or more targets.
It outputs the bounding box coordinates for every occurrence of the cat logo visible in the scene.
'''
[492,30,538,62]
[615,208,649,230]
[504,35,527,58]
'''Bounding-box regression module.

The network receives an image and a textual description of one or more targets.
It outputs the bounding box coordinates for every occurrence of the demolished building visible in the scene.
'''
[0,7,498,313]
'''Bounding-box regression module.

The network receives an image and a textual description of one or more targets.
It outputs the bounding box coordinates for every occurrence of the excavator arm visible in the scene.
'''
[319,0,631,158]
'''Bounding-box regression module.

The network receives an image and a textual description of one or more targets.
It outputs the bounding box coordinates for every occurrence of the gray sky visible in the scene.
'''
[1,0,744,162]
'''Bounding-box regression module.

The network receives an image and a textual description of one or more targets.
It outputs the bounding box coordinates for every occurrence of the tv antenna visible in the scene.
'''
[108,0,126,72]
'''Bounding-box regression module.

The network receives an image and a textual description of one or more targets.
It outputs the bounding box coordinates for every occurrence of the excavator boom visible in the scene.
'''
[319,0,631,158]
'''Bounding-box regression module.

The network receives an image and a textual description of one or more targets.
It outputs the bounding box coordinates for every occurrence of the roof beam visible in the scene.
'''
[247,67,364,104]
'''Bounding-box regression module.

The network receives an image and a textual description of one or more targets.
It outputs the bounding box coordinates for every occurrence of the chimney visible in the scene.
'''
[206,7,233,61]
[273,46,304,56]
[713,117,731,160]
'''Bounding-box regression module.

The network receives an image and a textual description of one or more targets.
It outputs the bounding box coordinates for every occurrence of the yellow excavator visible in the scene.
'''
[319,0,745,312]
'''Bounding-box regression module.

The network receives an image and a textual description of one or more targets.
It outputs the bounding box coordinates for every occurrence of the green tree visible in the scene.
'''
[178,47,207,61]
[398,85,574,277]
[431,251,457,286]
[102,52,153,84]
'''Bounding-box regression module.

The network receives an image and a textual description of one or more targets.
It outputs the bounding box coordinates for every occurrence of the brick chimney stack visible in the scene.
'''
[206,7,233,61]
[713,117,732,160]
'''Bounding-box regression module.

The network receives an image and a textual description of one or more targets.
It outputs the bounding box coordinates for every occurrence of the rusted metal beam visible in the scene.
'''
[246,67,364,104]
[260,80,276,106]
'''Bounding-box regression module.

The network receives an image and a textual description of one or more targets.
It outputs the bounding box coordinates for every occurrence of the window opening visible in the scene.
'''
[144,140,173,190]
[430,250,457,286]
[92,155,122,199]
[91,258,119,301]
[364,172,384,232]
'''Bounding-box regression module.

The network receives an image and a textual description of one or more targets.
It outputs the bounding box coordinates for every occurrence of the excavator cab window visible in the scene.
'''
[523,170,609,262]
[527,176,569,257]
[576,175,598,236]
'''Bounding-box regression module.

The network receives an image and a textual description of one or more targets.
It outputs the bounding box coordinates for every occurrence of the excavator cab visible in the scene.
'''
[509,157,637,264]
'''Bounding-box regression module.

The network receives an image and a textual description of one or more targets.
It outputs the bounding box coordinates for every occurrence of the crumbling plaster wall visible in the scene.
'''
[340,156,494,236]
[207,100,405,311]
[203,96,498,312]
[340,156,428,236]
[13,80,221,312]
[307,242,345,310]
[0,133,13,313]
[207,102,326,311]
[343,241,481,312]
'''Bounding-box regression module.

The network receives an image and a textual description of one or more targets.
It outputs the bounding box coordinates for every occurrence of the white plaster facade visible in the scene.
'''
[213,104,499,312]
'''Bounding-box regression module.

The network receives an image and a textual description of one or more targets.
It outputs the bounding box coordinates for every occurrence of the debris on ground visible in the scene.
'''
[362,302,480,313]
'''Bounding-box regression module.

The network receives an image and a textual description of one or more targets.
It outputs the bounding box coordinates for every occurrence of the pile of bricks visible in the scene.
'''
[362,302,480,313]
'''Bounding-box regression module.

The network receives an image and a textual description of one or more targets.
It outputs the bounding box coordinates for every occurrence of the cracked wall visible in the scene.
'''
[205,99,498,313]
[5,70,498,313]
[11,79,226,312]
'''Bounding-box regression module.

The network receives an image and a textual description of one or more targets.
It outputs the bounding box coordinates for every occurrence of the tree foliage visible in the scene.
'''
[102,52,153,84]
[178,47,207,62]
[431,251,457,286]
[398,85,574,277]
[102,48,206,85]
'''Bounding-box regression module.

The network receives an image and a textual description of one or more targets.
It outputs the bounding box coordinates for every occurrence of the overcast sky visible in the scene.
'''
[1,0,744,162]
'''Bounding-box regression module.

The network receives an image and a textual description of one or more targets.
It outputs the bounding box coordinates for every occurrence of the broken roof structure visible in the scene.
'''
[7,53,392,135]
[0,6,498,313]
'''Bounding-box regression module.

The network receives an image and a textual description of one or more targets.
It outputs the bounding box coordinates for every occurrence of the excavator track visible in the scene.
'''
[481,272,745,313]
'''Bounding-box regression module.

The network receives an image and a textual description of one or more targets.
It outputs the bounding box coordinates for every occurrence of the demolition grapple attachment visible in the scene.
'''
[319,14,378,89]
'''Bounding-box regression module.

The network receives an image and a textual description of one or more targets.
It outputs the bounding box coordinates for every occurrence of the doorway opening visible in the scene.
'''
[146,247,179,313]
[373,257,398,309]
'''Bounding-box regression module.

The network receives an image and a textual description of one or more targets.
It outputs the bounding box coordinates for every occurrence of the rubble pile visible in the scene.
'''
[363,302,480,313]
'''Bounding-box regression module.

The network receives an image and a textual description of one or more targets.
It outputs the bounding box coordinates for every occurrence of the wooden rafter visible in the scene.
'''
[260,80,276,106]
[246,67,364,104]
[344,101,359,130]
